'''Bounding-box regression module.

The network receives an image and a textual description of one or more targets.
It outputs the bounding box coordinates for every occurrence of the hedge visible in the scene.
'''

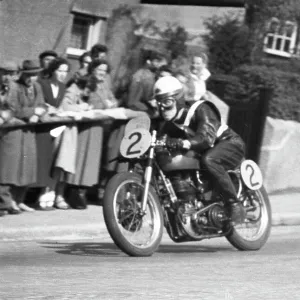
[208,64,300,122]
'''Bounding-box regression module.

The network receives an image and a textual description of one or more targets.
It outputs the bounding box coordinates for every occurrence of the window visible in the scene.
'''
[67,13,104,57]
[263,18,297,58]
[70,15,91,50]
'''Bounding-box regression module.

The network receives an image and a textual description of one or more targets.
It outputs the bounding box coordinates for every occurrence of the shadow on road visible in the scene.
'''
[39,241,232,257]
[40,242,123,256]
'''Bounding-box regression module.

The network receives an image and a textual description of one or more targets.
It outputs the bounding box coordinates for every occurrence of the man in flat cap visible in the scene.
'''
[38,50,58,79]
[0,60,21,216]
[0,60,19,103]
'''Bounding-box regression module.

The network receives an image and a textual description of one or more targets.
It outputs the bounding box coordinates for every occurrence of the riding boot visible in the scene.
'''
[228,199,246,224]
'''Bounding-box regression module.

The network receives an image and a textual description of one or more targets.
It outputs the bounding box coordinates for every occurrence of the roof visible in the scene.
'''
[71,0,140,18]
[141,0,245,7]
[71,0,110,18]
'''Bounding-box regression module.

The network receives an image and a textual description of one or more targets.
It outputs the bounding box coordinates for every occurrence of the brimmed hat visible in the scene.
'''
[20,60,42,74]
[0,61,19,72]
[39,50,58,60]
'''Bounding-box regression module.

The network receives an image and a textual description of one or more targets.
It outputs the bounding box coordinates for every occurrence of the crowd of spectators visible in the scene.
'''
[0,43,211,218]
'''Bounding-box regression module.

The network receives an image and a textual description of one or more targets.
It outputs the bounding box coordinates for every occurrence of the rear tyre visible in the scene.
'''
[102,172,164,257]
[226,186,272,251]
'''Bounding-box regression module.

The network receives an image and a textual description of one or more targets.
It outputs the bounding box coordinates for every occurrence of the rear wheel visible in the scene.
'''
[102,172,164,257]
[226,185,271,251]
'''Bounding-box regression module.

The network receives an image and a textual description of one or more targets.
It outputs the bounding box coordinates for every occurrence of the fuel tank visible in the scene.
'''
[157,121,200,172]
[156,150,200,172]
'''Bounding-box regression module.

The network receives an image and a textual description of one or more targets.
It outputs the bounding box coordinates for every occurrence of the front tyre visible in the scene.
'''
[102,172,164,257]
[226,186,272,251]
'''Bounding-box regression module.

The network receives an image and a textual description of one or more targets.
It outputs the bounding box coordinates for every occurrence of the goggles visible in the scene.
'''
[154,88,182,109]
[156,97,176,109]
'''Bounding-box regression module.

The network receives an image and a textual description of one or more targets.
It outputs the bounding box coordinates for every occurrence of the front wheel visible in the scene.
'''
[102,172,164,257]
[226,185,272,251]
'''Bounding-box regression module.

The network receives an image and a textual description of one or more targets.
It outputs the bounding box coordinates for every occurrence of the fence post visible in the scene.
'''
[251,87,272,162]
[227,87,272,162]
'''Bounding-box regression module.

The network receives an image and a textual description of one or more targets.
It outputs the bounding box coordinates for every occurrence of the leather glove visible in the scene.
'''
[166,137,184,151]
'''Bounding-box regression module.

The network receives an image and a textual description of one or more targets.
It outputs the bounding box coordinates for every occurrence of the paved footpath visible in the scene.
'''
[270,192,300,226]
[0,192,299,241]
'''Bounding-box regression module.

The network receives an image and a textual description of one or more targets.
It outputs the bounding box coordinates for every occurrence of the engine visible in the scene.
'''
[176,201,227,238]
[168,171,198,202]
[167,171,227,237]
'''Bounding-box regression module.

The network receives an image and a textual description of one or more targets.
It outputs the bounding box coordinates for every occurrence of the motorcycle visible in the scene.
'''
[102,116,272,257]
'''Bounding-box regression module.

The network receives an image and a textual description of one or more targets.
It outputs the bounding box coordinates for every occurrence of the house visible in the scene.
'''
[137,3,245,52]
[142,0,300,62]
[0,0,138,68]
[0,0,245,68]
[263,17,300,58]
[1,0,298,66]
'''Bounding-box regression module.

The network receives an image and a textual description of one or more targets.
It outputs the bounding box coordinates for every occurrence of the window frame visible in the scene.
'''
[67,13,104,57]
[263,17,298,58]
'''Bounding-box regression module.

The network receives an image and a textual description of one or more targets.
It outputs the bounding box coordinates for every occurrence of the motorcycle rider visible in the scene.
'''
[153,76,246,224]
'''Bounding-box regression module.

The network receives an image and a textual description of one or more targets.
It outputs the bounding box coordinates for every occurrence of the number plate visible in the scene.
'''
[120,128,152,159]
[240,160,263,190]
[124,116,151,135]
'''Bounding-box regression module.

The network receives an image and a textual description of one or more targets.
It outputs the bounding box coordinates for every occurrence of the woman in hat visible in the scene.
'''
[9,60,46,121]
[0,59,46,212]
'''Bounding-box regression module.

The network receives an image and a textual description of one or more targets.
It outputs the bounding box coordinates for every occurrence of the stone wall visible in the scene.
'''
[259,117,300,194]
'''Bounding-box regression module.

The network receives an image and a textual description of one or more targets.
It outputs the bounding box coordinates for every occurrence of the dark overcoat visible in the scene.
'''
[0,81,44,186]
[38,78,65,108]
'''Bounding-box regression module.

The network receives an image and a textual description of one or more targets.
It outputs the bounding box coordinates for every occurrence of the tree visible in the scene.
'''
[163,25,188,60]
[105,5,189,98]
[203,13,251,74]
[105,5,144,98]
[245,0,300,62]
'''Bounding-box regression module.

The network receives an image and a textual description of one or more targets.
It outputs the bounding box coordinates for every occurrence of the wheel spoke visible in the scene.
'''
[118,210,134,223]
[113,180,160,248]
[127,212,140,232]
[233,189,269,241]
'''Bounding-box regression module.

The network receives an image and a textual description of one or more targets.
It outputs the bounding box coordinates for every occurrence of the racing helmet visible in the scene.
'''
[153,76,184,108]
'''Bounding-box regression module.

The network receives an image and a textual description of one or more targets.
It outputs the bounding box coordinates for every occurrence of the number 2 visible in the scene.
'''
[246,164,259,188]
[126,132,142,156]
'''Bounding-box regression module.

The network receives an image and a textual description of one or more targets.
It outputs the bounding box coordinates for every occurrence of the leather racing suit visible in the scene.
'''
[159,100,245,202]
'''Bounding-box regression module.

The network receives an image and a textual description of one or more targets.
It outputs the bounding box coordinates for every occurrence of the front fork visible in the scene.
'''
[140,130,157,214]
